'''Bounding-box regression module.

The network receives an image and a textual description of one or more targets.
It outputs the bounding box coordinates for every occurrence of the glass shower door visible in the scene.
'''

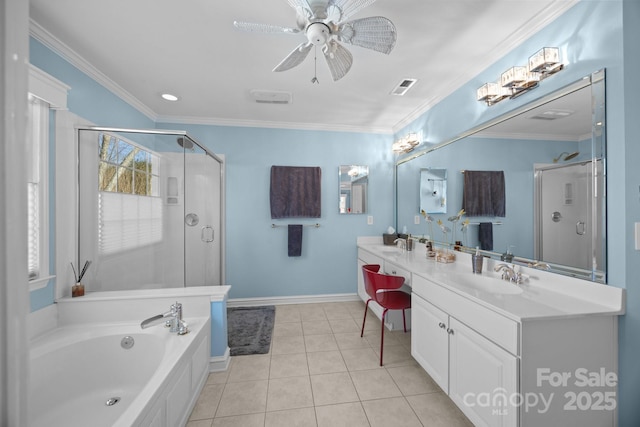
[184,142,222,286]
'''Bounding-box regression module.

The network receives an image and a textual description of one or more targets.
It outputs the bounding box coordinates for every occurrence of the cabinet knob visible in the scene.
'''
[446,328,454,335]
[438,322,446,329]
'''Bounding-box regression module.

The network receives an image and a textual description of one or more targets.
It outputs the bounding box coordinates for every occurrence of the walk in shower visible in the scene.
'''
[77,127,224,292]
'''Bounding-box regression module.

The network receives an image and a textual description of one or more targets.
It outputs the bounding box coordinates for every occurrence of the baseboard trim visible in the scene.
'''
[209,347,230,372]
[227,293,360,308]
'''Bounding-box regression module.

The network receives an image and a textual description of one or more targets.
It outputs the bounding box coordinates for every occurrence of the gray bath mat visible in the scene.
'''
[227,306,276,356]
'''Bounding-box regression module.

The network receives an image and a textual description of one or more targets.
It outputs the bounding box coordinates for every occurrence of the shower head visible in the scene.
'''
[553,151,579,163]
[177,137,194,150]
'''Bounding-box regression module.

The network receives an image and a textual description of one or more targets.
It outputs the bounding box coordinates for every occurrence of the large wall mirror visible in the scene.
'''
[339,165,369,214]
[396,69,606,283]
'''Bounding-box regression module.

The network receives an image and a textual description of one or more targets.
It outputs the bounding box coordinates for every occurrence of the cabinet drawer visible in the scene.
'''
[413,274,519,355]
[383,261,411,286]
[358,249,384,266]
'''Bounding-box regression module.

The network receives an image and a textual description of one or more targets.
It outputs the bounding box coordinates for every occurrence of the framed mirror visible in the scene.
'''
[420,168,447,214]
[395,69,606,282]
[339,165,369,214]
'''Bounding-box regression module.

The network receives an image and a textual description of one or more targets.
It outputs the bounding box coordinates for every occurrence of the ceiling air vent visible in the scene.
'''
[250,90,292,105]
[390,78,417,96]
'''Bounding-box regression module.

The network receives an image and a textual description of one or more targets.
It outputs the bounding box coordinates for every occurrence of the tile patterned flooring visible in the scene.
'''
[187,301,473,427]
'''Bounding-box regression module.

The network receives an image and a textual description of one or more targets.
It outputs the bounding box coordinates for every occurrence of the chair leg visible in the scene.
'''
[402,308,407,333]
[361,299,371,338]
[380,308,388,366]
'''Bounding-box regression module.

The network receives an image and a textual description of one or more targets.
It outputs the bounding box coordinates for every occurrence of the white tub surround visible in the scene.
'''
[29,317,210,427]
[357,238,624,427]
[28,286,230,427]
[54,286,231,372]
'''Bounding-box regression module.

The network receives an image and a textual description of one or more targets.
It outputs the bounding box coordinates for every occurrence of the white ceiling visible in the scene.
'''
[29,0,577,134]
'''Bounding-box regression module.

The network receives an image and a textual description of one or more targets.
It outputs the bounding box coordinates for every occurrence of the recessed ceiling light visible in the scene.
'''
[161,93,179,101]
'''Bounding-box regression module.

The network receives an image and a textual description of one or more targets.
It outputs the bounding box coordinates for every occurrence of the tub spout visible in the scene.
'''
[140,313,170,329]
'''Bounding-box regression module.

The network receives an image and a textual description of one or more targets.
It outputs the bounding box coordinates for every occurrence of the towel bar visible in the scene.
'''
[271,223,321,228]
[467,221,503,225]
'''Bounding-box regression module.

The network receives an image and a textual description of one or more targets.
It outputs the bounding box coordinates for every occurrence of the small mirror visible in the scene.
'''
[420,168,447,213]
[339,165,369,214]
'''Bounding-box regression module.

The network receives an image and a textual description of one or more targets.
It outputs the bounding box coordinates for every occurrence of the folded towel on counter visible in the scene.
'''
[270,166,322,219]
[478,222,493,251]
[462,171,506,217]
[288,224,303,257]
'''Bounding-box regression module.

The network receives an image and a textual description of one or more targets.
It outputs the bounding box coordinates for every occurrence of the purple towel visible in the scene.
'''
[270,166,322,219]
[288,224,303,257]
[462,171,506,217]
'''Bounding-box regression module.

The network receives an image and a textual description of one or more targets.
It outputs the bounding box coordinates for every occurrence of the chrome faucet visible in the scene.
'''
[140,301,189,335]
[394,238,407,251]
[494,263,526,285]
[529,260,551,270]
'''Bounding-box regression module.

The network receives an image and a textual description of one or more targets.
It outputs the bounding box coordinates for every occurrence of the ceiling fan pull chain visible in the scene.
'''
[311,45,319,84]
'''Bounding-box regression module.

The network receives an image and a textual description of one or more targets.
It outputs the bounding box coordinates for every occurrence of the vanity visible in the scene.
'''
[357,237,624,427]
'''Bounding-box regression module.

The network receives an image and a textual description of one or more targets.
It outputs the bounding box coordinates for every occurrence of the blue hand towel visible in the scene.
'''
[478,222,493,251]
[288,224,303,257]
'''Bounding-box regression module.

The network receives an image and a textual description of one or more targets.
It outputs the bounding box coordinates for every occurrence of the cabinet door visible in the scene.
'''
[448,318,518,427]
[411,294,449,393]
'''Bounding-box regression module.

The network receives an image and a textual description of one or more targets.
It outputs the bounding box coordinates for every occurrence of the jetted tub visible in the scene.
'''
[29,316,211,427]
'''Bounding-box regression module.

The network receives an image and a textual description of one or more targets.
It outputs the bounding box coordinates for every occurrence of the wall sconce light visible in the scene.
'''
[392,132,420,154]
[478,47,563,106]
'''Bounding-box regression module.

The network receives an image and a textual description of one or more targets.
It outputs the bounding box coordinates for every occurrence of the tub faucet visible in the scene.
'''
[140,302,189,335]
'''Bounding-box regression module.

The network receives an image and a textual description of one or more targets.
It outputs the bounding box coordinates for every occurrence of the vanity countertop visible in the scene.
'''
[358,242,625,322]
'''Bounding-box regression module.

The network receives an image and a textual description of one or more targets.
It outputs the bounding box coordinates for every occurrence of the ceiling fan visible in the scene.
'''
[234,0,397,82]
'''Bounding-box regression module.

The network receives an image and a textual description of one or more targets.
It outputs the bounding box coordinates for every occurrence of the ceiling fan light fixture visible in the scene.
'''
[306,22,330,46]
[234,0,396,82]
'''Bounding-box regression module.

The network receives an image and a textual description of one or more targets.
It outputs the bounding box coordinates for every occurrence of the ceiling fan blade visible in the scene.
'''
[323,40,353,81]
[337,16,396,54]
[233,21,300,34]
[273,42,313,72]
[328,0,378,23]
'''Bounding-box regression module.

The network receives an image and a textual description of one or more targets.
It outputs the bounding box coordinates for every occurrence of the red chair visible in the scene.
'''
[360,264,411,366]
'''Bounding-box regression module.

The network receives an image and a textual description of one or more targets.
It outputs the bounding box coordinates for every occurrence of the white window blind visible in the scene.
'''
[27,182,39,279]
[27,95,48,281]
[98,192,163,255]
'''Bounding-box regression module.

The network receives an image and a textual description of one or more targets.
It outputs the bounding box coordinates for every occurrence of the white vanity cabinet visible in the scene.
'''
[356,240,624,427]
[412,274,518,427]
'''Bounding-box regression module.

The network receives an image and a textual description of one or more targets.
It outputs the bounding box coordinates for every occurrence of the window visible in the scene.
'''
[97,133,162,255]
[26,95,49,282]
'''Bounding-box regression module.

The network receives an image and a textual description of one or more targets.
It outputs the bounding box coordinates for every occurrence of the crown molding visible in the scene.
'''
[392,0,579,134]
[29,19,158,122]
[471,131,587,142]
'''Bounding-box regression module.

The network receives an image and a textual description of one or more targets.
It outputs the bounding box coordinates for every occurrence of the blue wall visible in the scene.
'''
[29,0,640,424]
[155,123,394,299]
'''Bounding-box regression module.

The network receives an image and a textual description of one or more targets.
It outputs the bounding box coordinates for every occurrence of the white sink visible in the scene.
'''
[454,273,524,295]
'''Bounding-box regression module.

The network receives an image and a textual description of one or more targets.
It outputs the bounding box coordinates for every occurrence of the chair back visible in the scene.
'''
[362,264,406,302]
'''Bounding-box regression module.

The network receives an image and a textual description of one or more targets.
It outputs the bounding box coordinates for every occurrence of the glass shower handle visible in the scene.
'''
[576,221,586,236]
[201,226,214,243]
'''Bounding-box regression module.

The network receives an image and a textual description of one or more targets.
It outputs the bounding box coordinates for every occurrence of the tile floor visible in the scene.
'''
[187,301,473,427]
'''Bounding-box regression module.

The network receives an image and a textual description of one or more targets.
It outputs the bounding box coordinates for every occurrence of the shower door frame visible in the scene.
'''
[76,126,226,289]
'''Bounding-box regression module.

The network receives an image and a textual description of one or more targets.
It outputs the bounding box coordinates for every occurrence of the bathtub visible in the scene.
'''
[29,316,211,427]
